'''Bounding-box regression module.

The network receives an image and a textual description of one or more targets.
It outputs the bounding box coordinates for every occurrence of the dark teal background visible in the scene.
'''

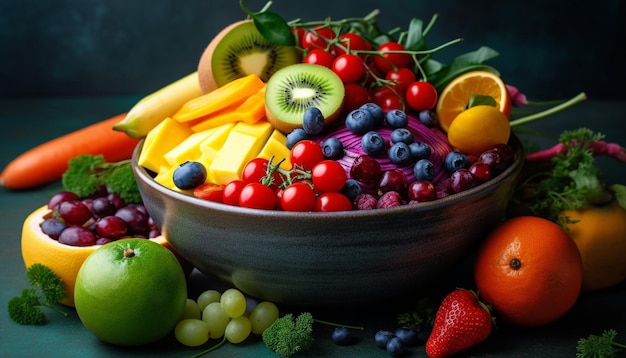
[1,0,624,100]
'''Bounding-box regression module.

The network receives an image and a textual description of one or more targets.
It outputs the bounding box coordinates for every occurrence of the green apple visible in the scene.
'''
[74,238,187,346]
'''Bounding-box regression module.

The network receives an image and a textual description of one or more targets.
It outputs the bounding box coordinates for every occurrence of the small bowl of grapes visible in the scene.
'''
[132,102,524,306]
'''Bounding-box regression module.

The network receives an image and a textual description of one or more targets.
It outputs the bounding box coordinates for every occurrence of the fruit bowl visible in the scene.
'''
[132,135,524,306]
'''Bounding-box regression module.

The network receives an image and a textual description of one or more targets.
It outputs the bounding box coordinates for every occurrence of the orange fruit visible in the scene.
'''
[74,238,187,346]
[473,216,583,327]
[561,201,626,291]
[446,105,511,156]
[21,205,192,307]
[436,70,511,132]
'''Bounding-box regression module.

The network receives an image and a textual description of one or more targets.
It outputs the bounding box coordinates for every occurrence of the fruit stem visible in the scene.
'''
[509,92,587,127]
[314,318,365,330]
[190,337,227,358]
[43,302,69,317]
[124,248,135,258]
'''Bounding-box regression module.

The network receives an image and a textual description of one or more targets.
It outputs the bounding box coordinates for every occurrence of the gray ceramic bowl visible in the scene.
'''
[132,136,524,306]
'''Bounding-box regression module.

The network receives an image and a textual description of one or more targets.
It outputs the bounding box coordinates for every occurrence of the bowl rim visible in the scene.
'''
[132,135,524,220]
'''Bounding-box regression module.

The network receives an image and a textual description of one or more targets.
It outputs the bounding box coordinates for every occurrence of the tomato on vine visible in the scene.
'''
[332,54,365,83]
[222,180,246,206]
[311,160,347,193]
[314,192,353,212]
[280,182,316,212]
[405,81,438,111]
[241,157,282,189]
[290,140,324,170]
[301,27,336,50]
[333,33,370,56]
[239,182,276,210]
[304,48,336,69]
[374,41,412,73]
[343,83,370,112]
[385,67,417,92]
[371,85,404,112]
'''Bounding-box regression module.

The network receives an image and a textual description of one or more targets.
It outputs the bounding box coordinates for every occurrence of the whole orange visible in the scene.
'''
[561,201,626,291]
[74,238,187,346]
[473,216,583,326]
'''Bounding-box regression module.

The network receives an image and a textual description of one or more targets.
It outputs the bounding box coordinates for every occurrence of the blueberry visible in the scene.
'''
[341,179,363,201]
[409,141,432,160]
[374,330,395,349]
[390,128,414,145]
[413,159,435,181]
[388,142,412,166]
[331,327,353,345]
[361,131,386,156]
[359,102,385,127]
[418,109,438,127]
[445,151,469,173]
[322,137,344,159]
[173,161,207,190]
[346,109,376,135]
[286,128,309,149]
[394,327,419,346]
[386,109,408,128]
[386,336,405,357]
[302,107,325,135]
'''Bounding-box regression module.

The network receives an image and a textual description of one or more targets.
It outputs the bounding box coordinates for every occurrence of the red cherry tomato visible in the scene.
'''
[405,81,438,111]
[222,180,246,206]
[332,54,365,83]
[280,182,316,212]
[374,42,412,73]
[304,48,336,69]
[333,33,371,56]
[241,157,282,189]
[343,83,370,112]
[385,67,417,92]
[290,140,324,170]
[314,192,353,212]
[371,85,404,112]
[239,182,276,210]
[302,27,336,50]
[193,183,225,203]
[311,160,347,193]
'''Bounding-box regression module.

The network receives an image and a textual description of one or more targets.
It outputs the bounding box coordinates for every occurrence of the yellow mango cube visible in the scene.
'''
[138,117,193,173]
[258,130,292,170]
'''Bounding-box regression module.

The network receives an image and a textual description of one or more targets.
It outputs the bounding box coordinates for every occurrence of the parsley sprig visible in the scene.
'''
[577,330,626,358]
[8,264,68,325]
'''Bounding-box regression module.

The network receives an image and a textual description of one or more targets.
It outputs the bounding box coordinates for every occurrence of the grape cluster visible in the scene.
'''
[40,188,160,246]
[174,288,279,348]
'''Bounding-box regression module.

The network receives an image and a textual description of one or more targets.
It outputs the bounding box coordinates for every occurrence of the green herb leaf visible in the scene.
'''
[404,17,425,51]
[468,94,497,108]
[240,0,295,46]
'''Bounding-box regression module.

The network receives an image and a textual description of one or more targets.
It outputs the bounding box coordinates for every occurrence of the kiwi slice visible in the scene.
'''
[198,20,298,93]
[265,63,345,134]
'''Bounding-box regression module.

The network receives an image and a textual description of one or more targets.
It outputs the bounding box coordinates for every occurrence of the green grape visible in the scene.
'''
[174,319,210,347]
[202,302,230,338]
[197,289,221,311]
[224,316,252,344]
[180,298,202,320]
[249,301,279,334]
[220,288,247,318]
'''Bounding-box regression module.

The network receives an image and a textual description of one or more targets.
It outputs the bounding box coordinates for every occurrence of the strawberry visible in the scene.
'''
[425,288,493,358]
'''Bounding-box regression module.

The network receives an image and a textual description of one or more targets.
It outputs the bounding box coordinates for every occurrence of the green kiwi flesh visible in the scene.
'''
[265,63,345,133]
[211,22,298,87]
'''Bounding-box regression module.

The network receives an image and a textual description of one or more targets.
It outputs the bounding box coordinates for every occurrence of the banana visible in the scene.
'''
[113,71,203,139]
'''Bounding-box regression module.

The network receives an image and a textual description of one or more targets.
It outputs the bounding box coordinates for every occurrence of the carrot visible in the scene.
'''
[0,113,140,190]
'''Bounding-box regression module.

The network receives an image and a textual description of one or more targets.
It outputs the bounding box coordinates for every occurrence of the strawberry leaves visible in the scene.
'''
[425,289,493,358]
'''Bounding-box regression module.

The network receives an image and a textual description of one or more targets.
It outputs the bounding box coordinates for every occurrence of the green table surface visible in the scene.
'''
[1,97,626,357]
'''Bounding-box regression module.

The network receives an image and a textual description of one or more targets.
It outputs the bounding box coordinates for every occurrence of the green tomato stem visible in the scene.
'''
[313,319,365,330]
[509,92,587,127]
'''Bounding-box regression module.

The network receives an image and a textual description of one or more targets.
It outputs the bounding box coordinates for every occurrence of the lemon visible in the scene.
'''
[447,105,511,156]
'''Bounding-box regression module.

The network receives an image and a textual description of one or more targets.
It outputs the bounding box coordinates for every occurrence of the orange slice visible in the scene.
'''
[436,70,511,132]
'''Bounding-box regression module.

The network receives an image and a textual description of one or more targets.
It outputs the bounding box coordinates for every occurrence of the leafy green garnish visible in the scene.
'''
[7,264,68,325]
[262,312,315,357]
[397,296,437,332]
[521,128,612,223]
[61,154,142,203]
[576,330,626,358]
[240,0,295,46]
